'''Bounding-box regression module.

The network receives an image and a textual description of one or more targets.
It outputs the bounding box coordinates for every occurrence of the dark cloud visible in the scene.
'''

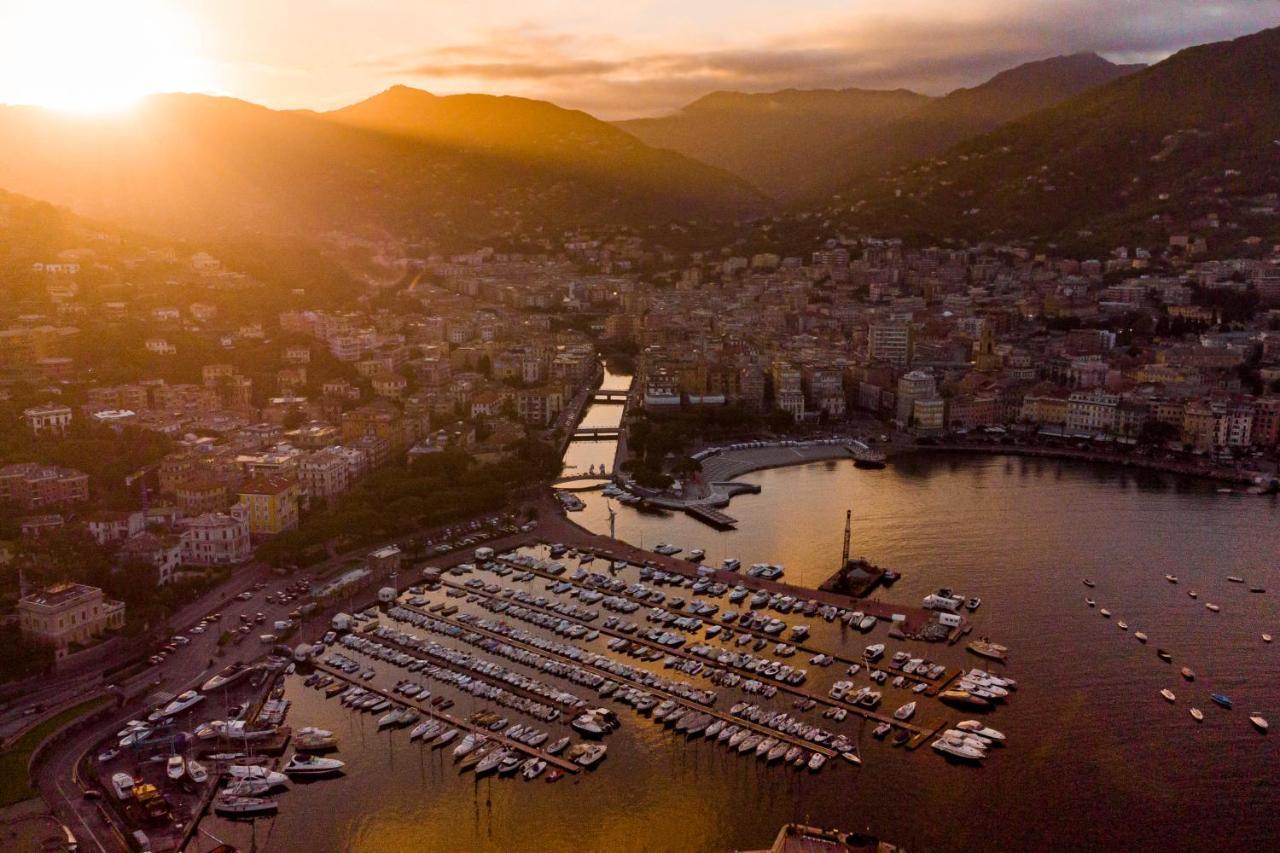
[403,59,625,80]
[381,2,1280,117]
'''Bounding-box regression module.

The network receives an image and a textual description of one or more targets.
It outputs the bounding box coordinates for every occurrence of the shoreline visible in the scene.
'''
[666,440,1266,513]
[897,443,1264,486]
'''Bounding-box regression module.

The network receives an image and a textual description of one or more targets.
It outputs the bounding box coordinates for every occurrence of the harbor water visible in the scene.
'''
[202,400,1280,851]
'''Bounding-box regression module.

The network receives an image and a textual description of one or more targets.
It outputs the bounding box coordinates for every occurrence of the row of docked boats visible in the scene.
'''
[390,583,859,773]
[727,702,860,769]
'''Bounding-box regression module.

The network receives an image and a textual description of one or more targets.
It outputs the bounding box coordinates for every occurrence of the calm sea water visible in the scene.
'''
[201,391,1280,852]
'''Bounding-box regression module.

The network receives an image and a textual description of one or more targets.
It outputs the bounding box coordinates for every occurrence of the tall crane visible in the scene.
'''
[842,509,852,567]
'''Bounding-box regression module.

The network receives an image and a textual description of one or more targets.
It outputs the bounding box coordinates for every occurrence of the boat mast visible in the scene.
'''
[841,509,852,566]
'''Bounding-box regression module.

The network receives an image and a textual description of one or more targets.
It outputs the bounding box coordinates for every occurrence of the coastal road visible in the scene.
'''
[31,570,322,853]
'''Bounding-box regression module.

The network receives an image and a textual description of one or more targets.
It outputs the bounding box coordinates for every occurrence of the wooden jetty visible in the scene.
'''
[684,505,738,529]
[313,661,582,774]
[391,601,841,759]
[495,555,954,696]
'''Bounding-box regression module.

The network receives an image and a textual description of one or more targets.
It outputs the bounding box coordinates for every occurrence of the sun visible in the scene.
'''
[0,0,214,113]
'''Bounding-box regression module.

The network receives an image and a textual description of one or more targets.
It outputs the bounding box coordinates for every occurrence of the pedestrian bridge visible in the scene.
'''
[571,427,621,440]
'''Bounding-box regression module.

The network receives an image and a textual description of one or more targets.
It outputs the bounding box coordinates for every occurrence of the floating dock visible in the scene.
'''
[684,505,738,529]
[313,662,583,774]
[394,601,842,759]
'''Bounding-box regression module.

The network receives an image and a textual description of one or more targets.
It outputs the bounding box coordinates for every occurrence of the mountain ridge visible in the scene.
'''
[616,52,1144,200]
[0,87,765,250]
[828,25,1280,250]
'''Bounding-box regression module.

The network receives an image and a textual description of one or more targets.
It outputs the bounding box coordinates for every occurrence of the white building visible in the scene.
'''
[180,508,252,567]
[299,447,352,504]
[1065,391,1120,434]
[896,370,937,426]
[23,403,72,435]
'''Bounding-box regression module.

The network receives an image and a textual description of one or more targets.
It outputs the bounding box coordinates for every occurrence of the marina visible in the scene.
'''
[194,453,1279,852]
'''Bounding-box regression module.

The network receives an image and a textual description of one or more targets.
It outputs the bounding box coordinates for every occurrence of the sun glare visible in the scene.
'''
[0,0,213,113]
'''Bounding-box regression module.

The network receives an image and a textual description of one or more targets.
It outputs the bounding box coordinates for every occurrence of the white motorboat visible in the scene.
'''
[223,778,275,796]
[227,766,289,787]
[186,759,208,783]
[572,743,608,767]
[1160,688,1176,703]
[545,736,570,755]
[433,729,459,748]
[956,720,1005,742]
[1249,713,1269,733]
[893,702,916,721]
[214,795,278,816]
[863,643,885,661]
[807,753,826,771]
[453,733,485,760]
[722,558,741,572]
[202,663,254,692]
[284,754,344,776]
[932,739,985,762]
[150,690,204,722]
[521,758,547,779]
[1189,708,1204,722]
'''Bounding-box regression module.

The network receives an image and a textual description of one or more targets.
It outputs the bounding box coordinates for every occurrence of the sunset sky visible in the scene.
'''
[0,0,1276,116]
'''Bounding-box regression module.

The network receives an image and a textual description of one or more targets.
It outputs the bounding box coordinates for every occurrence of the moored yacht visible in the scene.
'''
[213,795,278,817]
[284,754,344,776]
[956,720,1005,742]
[202,662,255,692]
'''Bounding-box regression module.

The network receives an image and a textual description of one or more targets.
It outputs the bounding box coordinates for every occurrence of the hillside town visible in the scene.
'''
[5,221,1280,669]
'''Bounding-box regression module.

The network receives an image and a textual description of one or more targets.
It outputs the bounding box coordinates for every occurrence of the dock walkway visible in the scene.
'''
[313,662,582,774]
[393,601,841,759]
[421,583,928,737]
[497,556,953,695]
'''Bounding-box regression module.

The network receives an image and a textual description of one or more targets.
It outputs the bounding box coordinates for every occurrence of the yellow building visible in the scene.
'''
[19,582,125,659]
[236,475,300,536]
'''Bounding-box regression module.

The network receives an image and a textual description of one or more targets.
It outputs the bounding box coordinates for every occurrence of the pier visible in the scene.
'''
[424,579,934,737]
[393,601,843,760]
[684,505,739,529]
[312,661,583,774]
[499,554,955,695]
